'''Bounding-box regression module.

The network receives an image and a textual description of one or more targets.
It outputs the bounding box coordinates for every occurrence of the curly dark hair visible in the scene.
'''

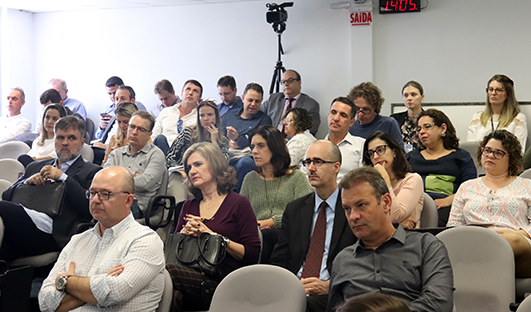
[252,125,292,177]
[347,82,385,115]
[477,130,522,176]
[362,131,411,180]
[183,142,237,200]
[417,109,459,150]
[283,107,313,134]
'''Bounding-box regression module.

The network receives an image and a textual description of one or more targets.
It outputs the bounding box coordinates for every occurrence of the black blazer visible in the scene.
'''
[2,157,101,248]
[270,191,357,276]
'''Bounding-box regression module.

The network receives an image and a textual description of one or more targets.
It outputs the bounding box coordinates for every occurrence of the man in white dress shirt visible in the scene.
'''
[0,87,31,143]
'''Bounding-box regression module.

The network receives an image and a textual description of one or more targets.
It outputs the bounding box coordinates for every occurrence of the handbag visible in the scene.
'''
[11,181,66,218]
[165,232,226,276]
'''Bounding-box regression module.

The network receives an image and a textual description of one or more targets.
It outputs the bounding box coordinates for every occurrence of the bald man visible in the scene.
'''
[39,166,164,312]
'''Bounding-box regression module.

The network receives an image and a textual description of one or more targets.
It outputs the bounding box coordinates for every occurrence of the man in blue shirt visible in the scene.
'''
[49,78,87,120]
[221,82,271,191]
[217,75,242,117]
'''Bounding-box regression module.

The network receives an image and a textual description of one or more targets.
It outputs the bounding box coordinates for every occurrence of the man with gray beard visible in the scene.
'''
[0,116,101,261]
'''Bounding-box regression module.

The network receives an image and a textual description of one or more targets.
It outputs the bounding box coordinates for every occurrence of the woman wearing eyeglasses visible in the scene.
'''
[362,131,423,229]
[467,74,527,149]
[449,130,531,277]
[406,109,477,227]
[240,125,313,263]
[101,102,139,165]
[282,107,316,168]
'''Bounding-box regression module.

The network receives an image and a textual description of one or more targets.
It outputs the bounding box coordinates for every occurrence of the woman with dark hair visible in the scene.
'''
[336,293,411,312]
[449,130,531,277]
[283,107,316,168]
[406,109,477,226]
[166,142,260,312]
[166,100,229,168]
[18,104,67,167]
[391,81,425,152]
[468,74,527,149]
[101,102,139,165]
[240,125,313,262]
[363,131,424,229]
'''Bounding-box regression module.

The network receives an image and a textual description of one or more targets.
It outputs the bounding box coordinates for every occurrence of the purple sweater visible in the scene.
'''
[176,191,261,278]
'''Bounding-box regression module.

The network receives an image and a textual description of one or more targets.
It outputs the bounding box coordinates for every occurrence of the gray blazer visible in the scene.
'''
[261,93,321,135]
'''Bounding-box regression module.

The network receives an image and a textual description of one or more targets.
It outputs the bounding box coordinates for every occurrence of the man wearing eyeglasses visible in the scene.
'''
[271,140,357,312]
[0,116,101,261]
[39,166,165,312]
[325,96,365,184]
[104,111,165,219]
[261,70,321,136]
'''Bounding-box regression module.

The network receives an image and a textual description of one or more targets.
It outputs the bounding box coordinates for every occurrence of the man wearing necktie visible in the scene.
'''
[260,70,321,136]
[271,140,356,312]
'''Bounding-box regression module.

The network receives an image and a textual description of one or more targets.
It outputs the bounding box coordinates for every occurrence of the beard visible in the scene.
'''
[57,147,80,163]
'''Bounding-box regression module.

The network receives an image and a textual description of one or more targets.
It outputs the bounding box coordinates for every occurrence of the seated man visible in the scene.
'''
[217,75,243,116]
[151,79,202,155]
[38,166,165,312]
[325,97,365,183]
[104,111,165,219]
[271,140,357,312]
[221,82,272,191]
[95,76,146,141]
[0,87,31,143]
[0,116,101,260]
[151,79,181,119]
[327,167,454,312]
[49,78,87,120]
[347,82,404,150]
[261,70,320,135]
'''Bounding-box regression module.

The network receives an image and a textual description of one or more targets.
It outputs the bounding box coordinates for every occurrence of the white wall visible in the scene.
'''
[5,0,531,138]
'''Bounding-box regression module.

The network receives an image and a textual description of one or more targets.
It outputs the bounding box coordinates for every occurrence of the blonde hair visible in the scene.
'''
[480,74,520,128]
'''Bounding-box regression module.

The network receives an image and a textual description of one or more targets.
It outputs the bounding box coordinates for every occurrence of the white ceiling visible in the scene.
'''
[0,0,264,13]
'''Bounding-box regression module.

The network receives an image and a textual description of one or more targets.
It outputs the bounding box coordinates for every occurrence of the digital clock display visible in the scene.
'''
[379,0,421,14]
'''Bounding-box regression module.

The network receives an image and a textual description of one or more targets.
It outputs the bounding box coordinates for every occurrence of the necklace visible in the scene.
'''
[490,115,500,133]
[263,174,282,217]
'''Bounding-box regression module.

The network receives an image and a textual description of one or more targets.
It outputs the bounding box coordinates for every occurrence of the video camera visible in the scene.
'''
[266,2,294,27]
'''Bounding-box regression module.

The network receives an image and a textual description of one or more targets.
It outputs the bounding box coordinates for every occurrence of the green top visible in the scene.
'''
[240,169,313,229]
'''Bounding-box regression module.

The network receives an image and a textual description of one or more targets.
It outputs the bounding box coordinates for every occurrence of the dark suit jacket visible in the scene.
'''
[270,191,357,276]
[2,157,101,248]
[261,93,321,135]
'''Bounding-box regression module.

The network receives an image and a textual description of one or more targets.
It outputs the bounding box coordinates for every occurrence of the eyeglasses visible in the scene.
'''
[486,88,506,94]
[86,190,130,201]
[356,107,373,115]
[128,124,150,133]
[365,145,389,159]
[283,117,293,123]
[177,119,183,133]
[416,123,437,132]
[280,78,299,85]
[302,158,336,168]
[481,147,507,159]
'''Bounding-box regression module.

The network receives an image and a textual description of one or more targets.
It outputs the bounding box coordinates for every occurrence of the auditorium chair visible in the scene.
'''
[0,141,30,160]
[0,159,25,183]
[419,193,438,228]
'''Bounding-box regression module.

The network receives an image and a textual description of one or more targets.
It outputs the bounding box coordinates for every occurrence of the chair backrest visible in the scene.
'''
[156,268,172,312]
[420,193,438,228]
[141,170,170,229]
[0,179,12,194]
[0,159,24,183]
[437,226,515,312]
[0,141,30,160]
[520,168,531,179]
[85,118,96,142]
[459,141,484,177]
[209,264,306,312]
[81,144,94,163]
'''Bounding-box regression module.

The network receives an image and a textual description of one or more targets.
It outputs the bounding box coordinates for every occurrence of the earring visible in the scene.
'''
[441,132,447,138]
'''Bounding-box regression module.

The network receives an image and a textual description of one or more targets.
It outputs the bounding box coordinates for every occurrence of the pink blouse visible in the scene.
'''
[391,172,424,229]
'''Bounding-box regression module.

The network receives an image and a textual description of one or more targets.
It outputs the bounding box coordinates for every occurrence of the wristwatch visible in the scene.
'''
[56,275,72,292]
[221,236,231,247]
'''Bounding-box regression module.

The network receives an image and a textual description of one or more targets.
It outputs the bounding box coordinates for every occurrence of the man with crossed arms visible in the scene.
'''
[271,140,357,312]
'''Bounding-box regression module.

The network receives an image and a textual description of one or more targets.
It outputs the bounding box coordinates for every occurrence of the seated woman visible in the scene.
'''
[449,130,531,277]
[468,74,527,149]
[101,102,139,165]
[240,125,313,263]
[363,131,424,229]
[166,142,260,312]
[406,109,477,227]
[391,80,425,152]
[166,99,229,168]
[18,104,67,168]
[283,107,316,168]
